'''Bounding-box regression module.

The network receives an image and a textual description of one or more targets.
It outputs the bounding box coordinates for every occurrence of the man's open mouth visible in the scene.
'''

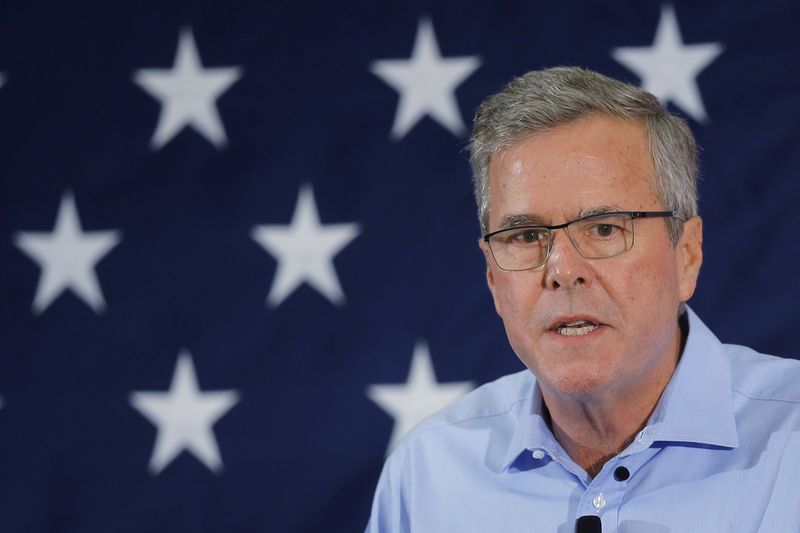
[555,320,600,336]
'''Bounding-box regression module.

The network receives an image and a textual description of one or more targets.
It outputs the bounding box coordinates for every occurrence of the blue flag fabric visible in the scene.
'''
[0,2,798,531]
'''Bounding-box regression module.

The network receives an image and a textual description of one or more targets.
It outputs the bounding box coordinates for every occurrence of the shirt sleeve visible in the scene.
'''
[364,446,411,533]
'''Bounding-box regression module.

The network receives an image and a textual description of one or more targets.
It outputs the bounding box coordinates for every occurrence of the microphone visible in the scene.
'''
[575,515,602,533]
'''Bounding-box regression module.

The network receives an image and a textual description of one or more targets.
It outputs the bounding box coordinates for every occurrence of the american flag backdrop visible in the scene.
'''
[1,1,799,531]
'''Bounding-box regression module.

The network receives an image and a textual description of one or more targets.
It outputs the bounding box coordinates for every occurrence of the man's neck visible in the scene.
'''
[546,398,652,478]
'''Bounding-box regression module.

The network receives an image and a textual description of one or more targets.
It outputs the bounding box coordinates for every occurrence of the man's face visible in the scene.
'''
[480,114,703,401]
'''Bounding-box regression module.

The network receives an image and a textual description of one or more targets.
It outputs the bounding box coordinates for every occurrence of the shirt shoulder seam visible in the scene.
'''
[731,387,800,405]
[409,396,530,438]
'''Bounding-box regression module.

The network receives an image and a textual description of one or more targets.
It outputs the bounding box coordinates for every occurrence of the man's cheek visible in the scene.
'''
[499,281,529,316]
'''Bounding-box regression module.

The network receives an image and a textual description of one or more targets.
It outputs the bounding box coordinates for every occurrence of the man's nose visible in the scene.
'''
[542,231,594,290]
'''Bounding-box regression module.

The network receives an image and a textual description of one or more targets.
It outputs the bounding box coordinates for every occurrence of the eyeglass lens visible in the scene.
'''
[488,213,635,271]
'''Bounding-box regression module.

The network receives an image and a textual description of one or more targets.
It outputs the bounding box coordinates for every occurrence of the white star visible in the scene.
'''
[251,184,360,307]
[129,350,240,475]
[611,4,723,122]
[367,340,474,454]
[133,27,242,149]
[370,17,481,139]
[14,192,121,314]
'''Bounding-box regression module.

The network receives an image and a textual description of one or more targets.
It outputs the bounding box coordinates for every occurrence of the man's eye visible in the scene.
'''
[589,223,621,238]
[508,229,545,245]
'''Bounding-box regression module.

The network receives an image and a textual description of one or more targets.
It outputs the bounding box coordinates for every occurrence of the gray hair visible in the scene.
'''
[469,66,698,245]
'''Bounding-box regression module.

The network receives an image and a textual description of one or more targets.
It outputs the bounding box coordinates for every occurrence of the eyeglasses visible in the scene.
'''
[483,211,678,271]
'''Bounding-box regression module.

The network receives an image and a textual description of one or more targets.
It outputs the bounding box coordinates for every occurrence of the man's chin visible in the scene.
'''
[545,373,614,399]
[526,357,617,400]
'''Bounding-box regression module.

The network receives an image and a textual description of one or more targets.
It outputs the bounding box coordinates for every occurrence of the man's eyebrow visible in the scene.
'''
[498,214,546,228]
[498,205,623,229]
[577,204,622,218]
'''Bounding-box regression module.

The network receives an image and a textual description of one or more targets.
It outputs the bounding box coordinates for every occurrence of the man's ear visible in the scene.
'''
[676,216,703,302]
[479,239,502,316]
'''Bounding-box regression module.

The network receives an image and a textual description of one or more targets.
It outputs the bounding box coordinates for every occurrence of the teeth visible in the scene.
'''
[556,323,599,336]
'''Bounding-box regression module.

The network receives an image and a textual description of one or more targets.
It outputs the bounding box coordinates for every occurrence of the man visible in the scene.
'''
[365,67,800,532]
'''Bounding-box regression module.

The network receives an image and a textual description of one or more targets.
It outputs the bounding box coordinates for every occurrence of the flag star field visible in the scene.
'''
[0,2,798,531]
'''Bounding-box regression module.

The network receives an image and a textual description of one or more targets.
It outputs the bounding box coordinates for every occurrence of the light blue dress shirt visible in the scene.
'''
[365,308,800,532]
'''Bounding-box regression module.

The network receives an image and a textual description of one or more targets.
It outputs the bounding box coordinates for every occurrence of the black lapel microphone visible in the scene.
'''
[575,515,602,533]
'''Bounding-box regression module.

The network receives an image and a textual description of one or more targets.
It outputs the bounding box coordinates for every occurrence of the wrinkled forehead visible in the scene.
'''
[486,117,660,227]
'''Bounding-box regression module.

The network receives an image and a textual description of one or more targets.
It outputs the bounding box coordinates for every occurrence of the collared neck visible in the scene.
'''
[501,306,739,471]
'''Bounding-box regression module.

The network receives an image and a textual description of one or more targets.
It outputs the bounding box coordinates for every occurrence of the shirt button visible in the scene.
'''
[637,429,646,441]
[531,449,545,460]
[614,466,630,481]
[592,494,606,510]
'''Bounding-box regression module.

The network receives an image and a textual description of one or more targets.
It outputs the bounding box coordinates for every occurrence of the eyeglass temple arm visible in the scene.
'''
[629,210,679,219]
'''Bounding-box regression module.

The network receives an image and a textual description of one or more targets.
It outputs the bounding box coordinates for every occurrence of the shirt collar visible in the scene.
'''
[501,376,562,471]
[501,306,739,471]
[645,306,739,448]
